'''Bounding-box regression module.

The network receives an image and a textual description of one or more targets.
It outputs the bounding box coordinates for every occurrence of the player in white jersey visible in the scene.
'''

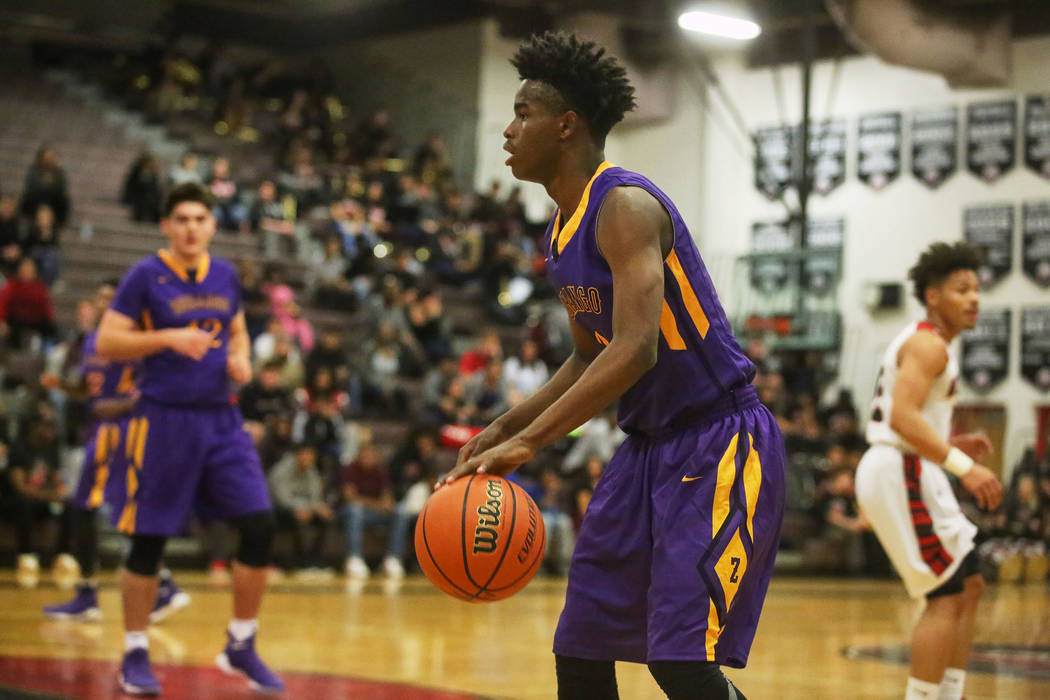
[855,242,1002,700]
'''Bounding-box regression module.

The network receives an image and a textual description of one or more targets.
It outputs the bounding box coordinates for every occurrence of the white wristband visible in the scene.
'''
[943,447,975,477]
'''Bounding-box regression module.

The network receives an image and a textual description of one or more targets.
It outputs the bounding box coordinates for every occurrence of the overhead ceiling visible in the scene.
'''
[3,0,1050,68]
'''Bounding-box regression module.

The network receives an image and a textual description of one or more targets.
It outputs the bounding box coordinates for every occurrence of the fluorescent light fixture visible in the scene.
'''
[678,10,761,40]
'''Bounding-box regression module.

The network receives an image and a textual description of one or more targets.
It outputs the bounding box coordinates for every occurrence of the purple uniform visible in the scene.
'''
[108,250,270,535]
[71,331,137,514]
[548,163,786,667]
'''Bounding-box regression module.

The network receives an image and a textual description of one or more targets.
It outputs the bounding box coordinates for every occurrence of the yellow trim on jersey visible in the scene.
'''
[594,331,610,347]
[551,161,614,256]
[118,417,148,534]
[158,249,211,284]
[743,434,763,541]
[705,433,740,660]
[665,250,711,339]
[659,300,686,351]
[140,310,153,331]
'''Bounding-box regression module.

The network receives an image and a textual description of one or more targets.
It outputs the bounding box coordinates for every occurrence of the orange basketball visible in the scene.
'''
[415,474,546,602]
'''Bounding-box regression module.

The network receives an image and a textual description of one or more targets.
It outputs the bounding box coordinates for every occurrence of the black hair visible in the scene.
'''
[908,241,983,305]
[164,182,215,217]
[511,31,636,142]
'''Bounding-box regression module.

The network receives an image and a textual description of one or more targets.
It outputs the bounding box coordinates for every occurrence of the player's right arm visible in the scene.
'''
[96,309,211,361]
[453,317,603,470]
[891,332,1002,510]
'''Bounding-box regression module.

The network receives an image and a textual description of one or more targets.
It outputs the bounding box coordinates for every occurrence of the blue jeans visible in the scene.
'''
[341,503,410,560]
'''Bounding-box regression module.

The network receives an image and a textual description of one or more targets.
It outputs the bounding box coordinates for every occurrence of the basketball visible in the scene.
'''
[415,474,546,602]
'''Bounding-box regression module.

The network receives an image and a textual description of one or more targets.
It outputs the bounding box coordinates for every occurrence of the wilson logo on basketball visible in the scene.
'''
[472,479,504,554]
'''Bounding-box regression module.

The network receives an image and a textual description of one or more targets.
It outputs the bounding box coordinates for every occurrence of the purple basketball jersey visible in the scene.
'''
[70,332,138,512]
[543,162,755,436]
[110,251,240,406]
[546,163,785,668]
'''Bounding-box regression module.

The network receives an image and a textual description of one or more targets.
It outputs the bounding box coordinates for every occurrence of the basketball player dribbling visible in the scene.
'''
[855,242,1002,700]
[441,32,786,699]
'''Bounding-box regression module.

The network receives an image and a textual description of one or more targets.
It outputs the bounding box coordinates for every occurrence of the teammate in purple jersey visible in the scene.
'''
[97,183,282,695]
[42,281,189,624]
[441,33,785,699]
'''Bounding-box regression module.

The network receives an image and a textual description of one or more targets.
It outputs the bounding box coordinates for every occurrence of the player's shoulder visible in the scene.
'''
[208,256,238,280]
[899,322,949,370]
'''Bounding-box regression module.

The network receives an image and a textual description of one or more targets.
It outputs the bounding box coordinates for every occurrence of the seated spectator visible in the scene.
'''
[311,237,357,311]
[571,456,606,529]
[406,288,451,363]
[464,360,507,425]
[121,152,163,222]
[269,443,334,572]
[362,322,408,416]
[267,283,315,353]
[250,180,297,259]
[240,359,294,432]
[207,157,247,231]
[421,355,460,425]
[330,200,378,276]
[0,258,57,350]
[23,204,60,286]
[20,145,69,227]
[341,444,411,579]
[502,339,549,401]
[170,152,203,186]
[4,411,73,586]
[537,469,574,576]
[0,194,24,275]
[459,328,502,375]
[278,160,325,213]
[292,391,345,474]
[562,407,625,473]
[237,258,271,340]
[388,428,440,514]
[258,412,295,472]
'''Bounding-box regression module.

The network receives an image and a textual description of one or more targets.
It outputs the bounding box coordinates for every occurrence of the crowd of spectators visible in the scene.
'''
[3,39,1049,588]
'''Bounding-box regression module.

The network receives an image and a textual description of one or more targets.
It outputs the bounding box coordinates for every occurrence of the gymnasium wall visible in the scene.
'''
[694,37,1050,475]
[321,20,483,186]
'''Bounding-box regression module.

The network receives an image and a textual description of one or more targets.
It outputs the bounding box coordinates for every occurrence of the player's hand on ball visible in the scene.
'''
[167,327,212,360]
[227,354,252,384]
[961,464,1002,511]
[442,436,535,487]
[438,422,510,489]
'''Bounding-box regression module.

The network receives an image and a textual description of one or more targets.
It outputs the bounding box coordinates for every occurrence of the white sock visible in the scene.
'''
[228,618,258,642]
[125,631,149,652]
[938,668,966,700]
[905,677,939,700]
[158,568,172,582]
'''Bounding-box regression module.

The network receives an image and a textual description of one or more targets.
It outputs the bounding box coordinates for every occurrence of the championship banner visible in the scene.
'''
[1024,95,1050,179]
[912,106,959,189]
[809,119,847,195]
[960,308,1010,392]
[966,99,1017,183]
[963,203,1013,289]
[754,125,795,200]
[857,112,902,190]
[749,220,797,292]
[1021,306,1050,392]
[1022,201,1050,287]
[802,218,844,296]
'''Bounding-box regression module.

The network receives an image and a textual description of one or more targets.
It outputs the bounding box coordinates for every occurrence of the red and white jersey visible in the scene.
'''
[866,321,959,451]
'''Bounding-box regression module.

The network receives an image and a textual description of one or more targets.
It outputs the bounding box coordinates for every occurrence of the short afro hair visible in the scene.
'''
[512,31,636,142]
[908,241,983,305]
[164,182,215,217]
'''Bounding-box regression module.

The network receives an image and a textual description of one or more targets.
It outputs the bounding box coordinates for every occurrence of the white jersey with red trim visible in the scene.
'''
[866,321,959,451]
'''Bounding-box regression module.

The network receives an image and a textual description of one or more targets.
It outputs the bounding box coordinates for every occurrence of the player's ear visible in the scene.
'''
[924,283,940,307]
[559,110,581,140]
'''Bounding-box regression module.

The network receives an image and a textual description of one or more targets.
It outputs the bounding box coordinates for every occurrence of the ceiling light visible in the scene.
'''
[678,10,761,40]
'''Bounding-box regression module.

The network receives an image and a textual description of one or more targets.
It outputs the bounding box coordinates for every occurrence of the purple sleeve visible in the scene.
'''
[110,263,149,321]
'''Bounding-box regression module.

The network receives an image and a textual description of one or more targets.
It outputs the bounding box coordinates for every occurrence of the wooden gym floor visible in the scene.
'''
[0,572,1047,699]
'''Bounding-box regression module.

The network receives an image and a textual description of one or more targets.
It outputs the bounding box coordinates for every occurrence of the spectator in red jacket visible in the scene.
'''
[0,257,56,350]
